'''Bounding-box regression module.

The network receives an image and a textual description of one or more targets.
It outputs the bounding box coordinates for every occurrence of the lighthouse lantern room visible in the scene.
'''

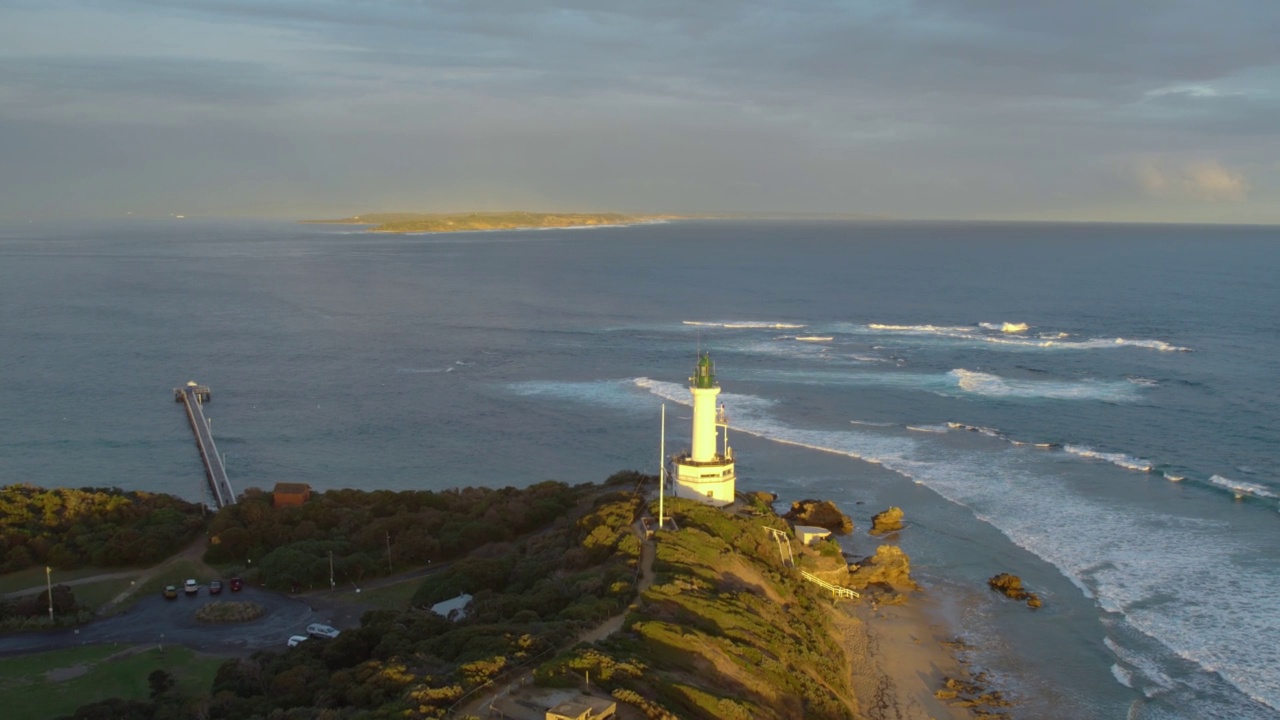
[672,353,736,506]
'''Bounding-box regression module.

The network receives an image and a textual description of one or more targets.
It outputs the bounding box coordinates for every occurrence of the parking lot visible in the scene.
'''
[0,584,341,657]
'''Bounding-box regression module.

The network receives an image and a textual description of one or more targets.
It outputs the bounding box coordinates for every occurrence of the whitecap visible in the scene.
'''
[1209,475,1278,500]
[683,320,806,329]
[947,369,1141,402]
[980,321,1030,333]
[868,323,974,333]
[906,424,950,434]
[1063,445,1153,472]
[794,335,834,342]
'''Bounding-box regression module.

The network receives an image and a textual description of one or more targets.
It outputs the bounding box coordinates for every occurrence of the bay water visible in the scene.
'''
[1,218,1277,718]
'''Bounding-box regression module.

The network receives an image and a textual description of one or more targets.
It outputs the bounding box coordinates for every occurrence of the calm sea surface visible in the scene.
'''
[1,219,1277,718]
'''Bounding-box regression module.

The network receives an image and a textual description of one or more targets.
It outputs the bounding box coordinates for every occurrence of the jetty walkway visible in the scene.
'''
[174,382,236,508]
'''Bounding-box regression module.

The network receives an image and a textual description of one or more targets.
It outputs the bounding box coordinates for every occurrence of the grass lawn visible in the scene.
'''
[0,644,223,718]
[0,566,124,596]
[330,577,421,611]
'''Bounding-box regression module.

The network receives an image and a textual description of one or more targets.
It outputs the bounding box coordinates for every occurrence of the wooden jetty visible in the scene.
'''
[174,381,236,508]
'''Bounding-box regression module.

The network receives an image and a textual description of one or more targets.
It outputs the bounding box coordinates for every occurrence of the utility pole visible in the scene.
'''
[329,551,335,591]
[659,404,666,528]
[46,566,54,621]
[386,531,393,574]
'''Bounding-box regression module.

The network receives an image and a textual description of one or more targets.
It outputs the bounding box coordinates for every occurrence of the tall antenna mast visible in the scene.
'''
[659,403,666,528]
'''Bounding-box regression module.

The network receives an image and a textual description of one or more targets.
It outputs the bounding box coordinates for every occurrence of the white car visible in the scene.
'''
[287,635,308,648]
[306,623,340,639]
[184,579,199,595]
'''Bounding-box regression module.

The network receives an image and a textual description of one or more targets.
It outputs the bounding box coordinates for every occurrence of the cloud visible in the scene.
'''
[1135,158,1250,202]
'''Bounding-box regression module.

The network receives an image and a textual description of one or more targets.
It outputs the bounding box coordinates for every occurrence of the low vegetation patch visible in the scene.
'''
[536,497,859,720]
[194,601,264,624]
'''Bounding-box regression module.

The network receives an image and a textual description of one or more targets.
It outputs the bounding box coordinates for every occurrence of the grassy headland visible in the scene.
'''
[301,211,671,233]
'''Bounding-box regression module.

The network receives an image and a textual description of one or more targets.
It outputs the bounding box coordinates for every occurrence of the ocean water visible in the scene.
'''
[1,218,1278,718]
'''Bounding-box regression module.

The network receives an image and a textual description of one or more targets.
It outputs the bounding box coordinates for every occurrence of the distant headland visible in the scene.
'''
[299,211,679,233]
[298,210,890,233]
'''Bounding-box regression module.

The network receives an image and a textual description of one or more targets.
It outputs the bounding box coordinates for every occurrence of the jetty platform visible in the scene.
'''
[174,381,236,508]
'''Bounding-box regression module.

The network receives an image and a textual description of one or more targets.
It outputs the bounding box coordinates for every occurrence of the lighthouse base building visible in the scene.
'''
[672,353,736,507]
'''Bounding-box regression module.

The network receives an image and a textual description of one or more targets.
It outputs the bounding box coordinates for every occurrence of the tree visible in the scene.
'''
[148,669,175,699]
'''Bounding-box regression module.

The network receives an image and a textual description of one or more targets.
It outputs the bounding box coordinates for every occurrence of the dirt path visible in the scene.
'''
[451,529,655,719]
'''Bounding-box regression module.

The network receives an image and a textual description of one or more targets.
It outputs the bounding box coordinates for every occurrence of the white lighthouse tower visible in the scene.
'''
[672,353,736,506]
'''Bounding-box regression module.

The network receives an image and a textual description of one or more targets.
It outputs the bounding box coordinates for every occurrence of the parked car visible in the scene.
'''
[209,580,223,595]
[229,577,244,592]
[287,635,308,648]
[163,585,178,599]
[184,579,199,595]
[306,623,340,639]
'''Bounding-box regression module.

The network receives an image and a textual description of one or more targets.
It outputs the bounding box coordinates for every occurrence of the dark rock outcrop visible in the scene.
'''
[987,573,1042,609]
[869,506,905,535]
[783,499,853,535]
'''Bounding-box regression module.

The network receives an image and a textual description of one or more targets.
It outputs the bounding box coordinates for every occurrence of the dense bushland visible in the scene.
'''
[0,485,205,572]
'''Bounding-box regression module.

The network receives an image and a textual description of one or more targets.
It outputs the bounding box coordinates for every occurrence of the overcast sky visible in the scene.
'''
[2,0,1278,222]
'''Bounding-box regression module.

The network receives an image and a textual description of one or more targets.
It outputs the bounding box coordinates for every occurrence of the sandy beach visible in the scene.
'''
[833,592,995,720]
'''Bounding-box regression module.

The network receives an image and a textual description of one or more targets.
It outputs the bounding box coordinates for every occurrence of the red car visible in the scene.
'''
[229,577,244,592]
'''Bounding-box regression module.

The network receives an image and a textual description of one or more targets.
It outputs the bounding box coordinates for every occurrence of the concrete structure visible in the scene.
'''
[545,697,617,720]
[672,353,736,506]
[173,381,236,508]
[794,525,832,545]
[272,482,312,508]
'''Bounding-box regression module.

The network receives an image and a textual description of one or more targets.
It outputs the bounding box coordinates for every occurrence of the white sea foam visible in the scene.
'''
[854,322,1191,352]
[947,369,1142,401]
[947,422,1006,439]
[1209,475,1278,500]
[850,420,895,428]
[794,335,834,342]
[1064,445,1153,472]
[868,323,974,333]
[1111,663,1135,689]
[1128,377,1159,387]
[1163,473,1185,482]
[683,320,806,329]
[980,321,1030,333]
[1105,636,1175,694]
[507,379,642,410]
[906,424,950,434]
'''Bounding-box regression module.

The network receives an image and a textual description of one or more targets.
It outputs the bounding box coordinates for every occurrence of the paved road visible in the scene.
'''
[0,586,334,658]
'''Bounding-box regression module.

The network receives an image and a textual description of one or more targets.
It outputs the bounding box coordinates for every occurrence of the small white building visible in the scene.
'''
[671,353,736,506]
[794,525,832,545]
[430,593,472,621]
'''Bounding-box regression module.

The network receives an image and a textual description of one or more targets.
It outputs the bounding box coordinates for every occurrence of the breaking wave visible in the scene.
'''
[859,322,1190,352]
[683,320,806,329]
[948,369,1142,401]
[1209,475,1278,500]
[979,321,1030,333]
[1064,445,1154,473]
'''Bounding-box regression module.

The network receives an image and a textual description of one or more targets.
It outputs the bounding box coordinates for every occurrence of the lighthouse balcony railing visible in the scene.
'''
[673,453,734,467]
